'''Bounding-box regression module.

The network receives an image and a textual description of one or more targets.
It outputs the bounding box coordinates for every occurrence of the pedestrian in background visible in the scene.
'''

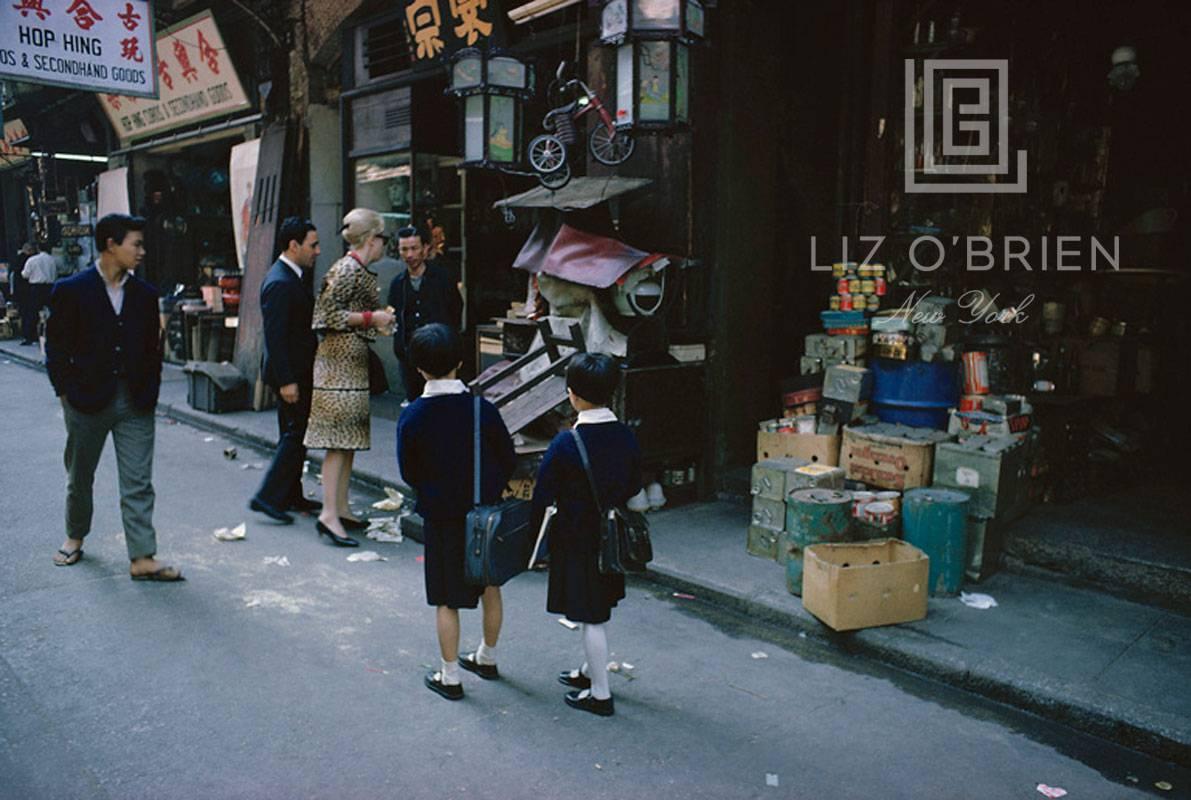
[531,353,641,717]
[20,241,56,345]
[249,217,322,525]
[304,208,394,547]
[396,323,515,700]
[45,214,182,581]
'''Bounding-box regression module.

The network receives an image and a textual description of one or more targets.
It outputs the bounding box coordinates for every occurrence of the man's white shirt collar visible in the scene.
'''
[422,379,468,397]
[279,254,302,279]
[576,408,617,426]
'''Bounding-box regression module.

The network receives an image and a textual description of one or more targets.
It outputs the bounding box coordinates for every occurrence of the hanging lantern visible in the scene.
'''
[446,48,535,168]
[599,0,704,131]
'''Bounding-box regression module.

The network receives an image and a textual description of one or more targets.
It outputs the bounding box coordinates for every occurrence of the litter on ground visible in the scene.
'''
[751,651,769,659]
[1036,785,1067,798]
[366,516,405,543]
[346,550,386,562]
[223,447,237,460]
[372,487,405,511]
[672,592,696,600]
[766,774,779,787]
[960,592,998,610]
[213,523,248,541]
[262,556,290,567]
[203,436,215,442]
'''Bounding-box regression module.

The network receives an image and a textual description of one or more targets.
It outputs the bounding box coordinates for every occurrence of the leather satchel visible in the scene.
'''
[464,395,532,586]
[571,429,652,575]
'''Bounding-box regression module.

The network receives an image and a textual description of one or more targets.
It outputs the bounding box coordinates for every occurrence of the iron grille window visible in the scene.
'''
[362,17,409,81]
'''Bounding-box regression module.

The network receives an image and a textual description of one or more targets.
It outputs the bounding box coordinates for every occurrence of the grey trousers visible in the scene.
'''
[62,381,158,561]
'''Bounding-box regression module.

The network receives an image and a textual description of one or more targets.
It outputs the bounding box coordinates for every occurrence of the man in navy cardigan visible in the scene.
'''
[45,214,182,581]
[249,217,322,524]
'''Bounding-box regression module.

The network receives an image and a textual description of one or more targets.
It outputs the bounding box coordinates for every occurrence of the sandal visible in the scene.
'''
[53,547,83,567]
[130,565,185,582]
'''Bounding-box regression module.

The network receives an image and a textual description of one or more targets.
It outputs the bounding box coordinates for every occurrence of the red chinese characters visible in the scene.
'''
[66,0,103,30]
[120,36,144,63]
[105,94,122,111]
[173,39,198,83]
[158,59,174,92]
[197,30,220,74]
[11,0,49,21]
[117,2,142,32]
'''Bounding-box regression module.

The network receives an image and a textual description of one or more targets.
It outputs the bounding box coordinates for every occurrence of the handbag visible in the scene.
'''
[464,395,533,586]
[570,429,652,575]
[367,348,388,396]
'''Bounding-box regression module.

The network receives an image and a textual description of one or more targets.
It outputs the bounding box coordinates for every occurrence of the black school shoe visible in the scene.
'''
[424,671,464,701]
[459,652,499,680]
[565,690,614,717]
[558,668,591,690]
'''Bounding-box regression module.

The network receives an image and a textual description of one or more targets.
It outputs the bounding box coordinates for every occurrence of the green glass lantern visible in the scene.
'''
[447,49,535,168]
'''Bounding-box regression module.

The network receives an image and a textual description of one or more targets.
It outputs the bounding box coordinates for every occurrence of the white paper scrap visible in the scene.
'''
[766,774,779,787]
[262,556,290,567]
[213,522,248,541]
[751,651,769,660]
[372,487,405,511]
[960,592,998,610]
[346,550,386,562]
[1036,785,1067,799]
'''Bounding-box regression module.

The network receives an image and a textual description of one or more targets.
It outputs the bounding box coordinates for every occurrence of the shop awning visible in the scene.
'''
[494,177,652,210]
[514,223,659,288]
[508,0,584,24]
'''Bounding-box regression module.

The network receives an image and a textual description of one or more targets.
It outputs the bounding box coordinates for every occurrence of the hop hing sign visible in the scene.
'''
[97,9,251,143]
[0,0,157,97]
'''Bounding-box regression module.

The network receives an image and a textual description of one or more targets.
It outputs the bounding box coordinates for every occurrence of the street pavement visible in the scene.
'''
[1,356,1188,800]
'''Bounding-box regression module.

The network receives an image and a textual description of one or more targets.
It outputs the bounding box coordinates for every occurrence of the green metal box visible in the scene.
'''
[747,524,781,561]
[750,457,809,502]
[931,435,1031,520]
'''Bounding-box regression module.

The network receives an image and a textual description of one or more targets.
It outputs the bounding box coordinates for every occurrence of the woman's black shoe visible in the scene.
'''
[316,520,360,547]
[558,669,591,689]
[564,690,614,717]
[339,516,368,531]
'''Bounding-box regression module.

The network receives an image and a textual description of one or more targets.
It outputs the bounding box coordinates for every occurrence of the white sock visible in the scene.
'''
[441,658,461,685]
[582,623,611,701]
[476,641,497,665]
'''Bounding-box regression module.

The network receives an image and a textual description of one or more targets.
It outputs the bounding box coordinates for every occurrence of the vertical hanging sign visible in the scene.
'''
[0,0,157,97]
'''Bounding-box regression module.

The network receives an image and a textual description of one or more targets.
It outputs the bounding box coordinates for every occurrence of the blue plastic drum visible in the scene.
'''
[871,359,961,430]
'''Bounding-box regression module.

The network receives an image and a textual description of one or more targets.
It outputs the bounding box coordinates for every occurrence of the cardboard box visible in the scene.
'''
[757,430,841,466]
[840,426,947,490]
[801,539,929,631]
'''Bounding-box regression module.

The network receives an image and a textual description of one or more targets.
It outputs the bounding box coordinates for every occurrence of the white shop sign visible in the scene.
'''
[97,10,251,143]
[0,0,156,98]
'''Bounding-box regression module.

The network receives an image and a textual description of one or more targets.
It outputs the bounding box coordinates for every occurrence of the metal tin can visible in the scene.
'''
[864,501,897,525]
[875,491,901,516]
[958,394,984,411]
[851,491,875,519]
[962,351,990,394]
[837,278,851,295]
[874,276,887,296]
[829,295,841,310]
[848,278,862,294]
[861,279,875,295]
[859,264,873,279]
[872,264,885,277]
[867,294,880,311]
[839,294,854,311]
[832,262,847,277]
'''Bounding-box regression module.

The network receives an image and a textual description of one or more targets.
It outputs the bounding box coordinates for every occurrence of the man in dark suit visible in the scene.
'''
[249,217,322,524]
[387,225,462,403]
[46,214,182,581]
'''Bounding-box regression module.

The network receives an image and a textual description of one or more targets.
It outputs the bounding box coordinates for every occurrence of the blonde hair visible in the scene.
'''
[341,208,384,249]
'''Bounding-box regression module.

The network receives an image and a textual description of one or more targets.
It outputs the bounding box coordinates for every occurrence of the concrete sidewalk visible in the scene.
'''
[4,339,1188,767]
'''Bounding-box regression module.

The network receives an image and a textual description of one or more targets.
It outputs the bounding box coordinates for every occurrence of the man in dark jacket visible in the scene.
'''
[387,225,462,403]
[249,217,322,524]
[45,214,182,581]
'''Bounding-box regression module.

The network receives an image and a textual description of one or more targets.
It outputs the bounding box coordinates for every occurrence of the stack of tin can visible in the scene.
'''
[829,262,886,314]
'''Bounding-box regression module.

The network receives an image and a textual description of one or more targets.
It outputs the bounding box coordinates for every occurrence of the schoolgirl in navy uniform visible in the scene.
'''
[531,353,642,716]
[397,324,516,700]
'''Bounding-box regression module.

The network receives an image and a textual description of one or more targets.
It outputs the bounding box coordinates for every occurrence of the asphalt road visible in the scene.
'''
[1,358,1185,800]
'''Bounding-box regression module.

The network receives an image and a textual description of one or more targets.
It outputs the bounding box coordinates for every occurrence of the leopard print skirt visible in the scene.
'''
[304,332,371,451]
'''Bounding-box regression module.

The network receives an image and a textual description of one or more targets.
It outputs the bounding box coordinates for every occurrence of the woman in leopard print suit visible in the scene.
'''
[304,208,394,546]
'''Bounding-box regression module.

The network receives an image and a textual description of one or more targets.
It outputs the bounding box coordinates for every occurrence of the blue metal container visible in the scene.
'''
[902,488,970,596]
[871,359,961,430]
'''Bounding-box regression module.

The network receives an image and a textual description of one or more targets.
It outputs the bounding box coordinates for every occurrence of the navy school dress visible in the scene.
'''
[397,385,516,609]
[531,417,642,624]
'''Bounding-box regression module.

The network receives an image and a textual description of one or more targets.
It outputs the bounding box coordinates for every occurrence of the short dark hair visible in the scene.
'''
[38,241,52,253]
[409,323,462,379]
[279,217,317,251]
[566,353,620,406]
[396,225,430,245]
[94,214,146,251]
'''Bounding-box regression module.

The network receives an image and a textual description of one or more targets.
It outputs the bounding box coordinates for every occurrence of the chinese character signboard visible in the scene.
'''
[0,0,156,97]
[97,10,251,143]
[403,0,503,65]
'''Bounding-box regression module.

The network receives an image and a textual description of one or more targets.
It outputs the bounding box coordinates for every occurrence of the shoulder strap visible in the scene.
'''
[473,394,481,507]
[570,428,605,514]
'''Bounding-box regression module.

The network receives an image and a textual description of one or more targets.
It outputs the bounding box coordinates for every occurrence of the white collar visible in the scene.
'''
[576,408,617,426]
[422,379,468,397]
[278,254,303,278]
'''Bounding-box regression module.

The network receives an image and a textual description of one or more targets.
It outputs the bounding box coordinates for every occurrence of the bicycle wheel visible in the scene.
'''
[538,161,572,190]
[589,125,635,166]
[528,135,568,174]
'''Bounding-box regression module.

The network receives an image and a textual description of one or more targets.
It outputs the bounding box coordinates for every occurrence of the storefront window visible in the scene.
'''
[352,153,412,231]
[638,41,672,123]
